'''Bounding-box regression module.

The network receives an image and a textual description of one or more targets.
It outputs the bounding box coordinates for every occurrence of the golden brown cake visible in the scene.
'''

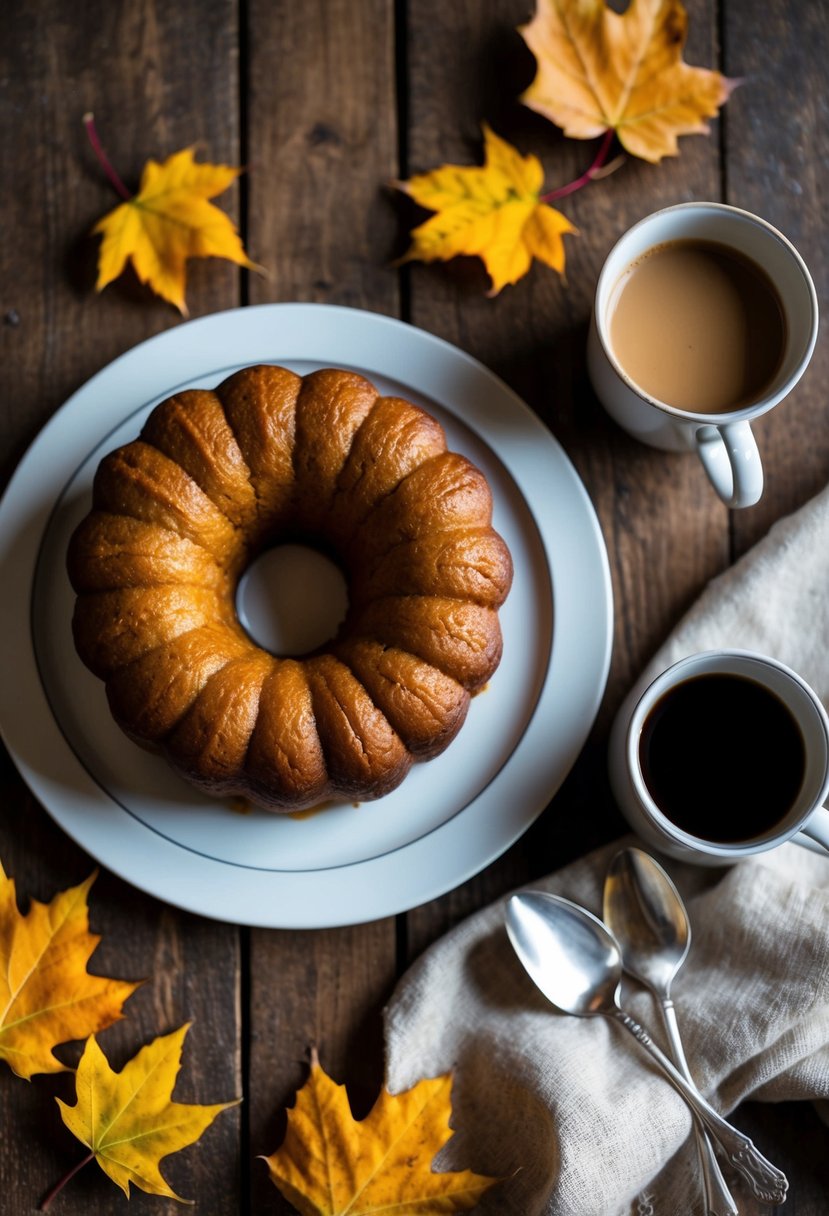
[67,365,513,812]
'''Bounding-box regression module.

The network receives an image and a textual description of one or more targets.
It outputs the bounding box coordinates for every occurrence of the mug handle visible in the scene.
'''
[695,420,763,509]
[794,806,829,855]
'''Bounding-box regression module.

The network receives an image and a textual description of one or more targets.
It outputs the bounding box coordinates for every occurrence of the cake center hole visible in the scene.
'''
[236,544,349,657]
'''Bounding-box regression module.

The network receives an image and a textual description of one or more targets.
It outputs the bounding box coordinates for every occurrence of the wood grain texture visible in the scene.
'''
[245,0,401,312]
[0,1,242,1211]
[243,1,401,1212]
[723,0,829,556]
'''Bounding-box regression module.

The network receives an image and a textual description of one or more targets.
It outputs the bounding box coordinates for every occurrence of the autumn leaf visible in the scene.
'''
[263,1048,500,1215]
[396,124,576,294]
[0,861,139,1080]
[51,1024,239,1204]
[87,115,262,314]
[519,0,735,162]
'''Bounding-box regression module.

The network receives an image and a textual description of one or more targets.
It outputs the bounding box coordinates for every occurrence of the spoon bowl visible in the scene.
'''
[603,848,690,996]
[506,891,621,1016]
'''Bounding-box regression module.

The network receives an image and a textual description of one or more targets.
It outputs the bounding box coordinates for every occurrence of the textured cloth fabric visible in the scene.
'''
[384,483,829,1216]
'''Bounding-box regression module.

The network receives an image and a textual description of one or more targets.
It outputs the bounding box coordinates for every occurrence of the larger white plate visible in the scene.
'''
[0,304,612,928]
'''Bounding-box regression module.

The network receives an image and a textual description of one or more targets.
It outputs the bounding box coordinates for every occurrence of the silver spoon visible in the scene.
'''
[603,848,738,1216]
[506,891,788,1205]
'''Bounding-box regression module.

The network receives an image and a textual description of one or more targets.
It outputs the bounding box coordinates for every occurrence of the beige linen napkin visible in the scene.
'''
[384,483,829,1216]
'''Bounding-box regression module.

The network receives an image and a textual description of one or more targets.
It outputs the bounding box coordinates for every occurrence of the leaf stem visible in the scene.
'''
[39,1151,94,1211]
[541,129,617,202]
[83,113,131,201]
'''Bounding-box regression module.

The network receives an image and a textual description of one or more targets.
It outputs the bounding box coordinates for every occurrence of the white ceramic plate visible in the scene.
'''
[0,304,612,927]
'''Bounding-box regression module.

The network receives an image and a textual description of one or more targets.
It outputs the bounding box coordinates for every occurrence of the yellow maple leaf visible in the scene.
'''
[91,134,262,314]
[54,1024,239,1202]
[519,0,734,162]
[397,124,576,295]
[263,1048,500,1215]
[0,861,139,1080]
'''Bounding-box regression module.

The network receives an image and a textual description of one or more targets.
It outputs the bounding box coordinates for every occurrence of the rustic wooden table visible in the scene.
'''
[1,1,827,1212]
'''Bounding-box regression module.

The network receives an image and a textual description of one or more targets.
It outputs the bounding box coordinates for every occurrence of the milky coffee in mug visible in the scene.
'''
[587,204,819,508]
[608,239,787,414]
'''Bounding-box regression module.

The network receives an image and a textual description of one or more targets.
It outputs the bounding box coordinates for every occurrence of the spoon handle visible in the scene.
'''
[660,1000,738,1216]
[611,1007,788,1205]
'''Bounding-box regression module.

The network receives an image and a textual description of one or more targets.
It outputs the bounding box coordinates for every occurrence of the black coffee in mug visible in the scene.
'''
[638,672,806,843]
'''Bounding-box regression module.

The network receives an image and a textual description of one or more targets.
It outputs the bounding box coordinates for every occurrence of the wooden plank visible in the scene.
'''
[243,1,401,1211]
[245,0,401,314]
[402,0,728,957]
[723,0,829,555]
[723,8,829,1214]
[0,1,242,1212]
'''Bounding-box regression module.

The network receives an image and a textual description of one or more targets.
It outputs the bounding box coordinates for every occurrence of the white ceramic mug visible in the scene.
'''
[587,203,819,509]
[608,649,829,865]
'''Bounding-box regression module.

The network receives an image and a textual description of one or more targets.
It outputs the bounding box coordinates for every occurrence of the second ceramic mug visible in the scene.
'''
[587,203,818,508]
[608,649,829,865]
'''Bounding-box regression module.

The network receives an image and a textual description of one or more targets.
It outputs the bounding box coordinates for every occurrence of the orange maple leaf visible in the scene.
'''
[519,0,735,162]
[88,117,262,314]
[396,124,576,295]
[0,862,139,1080]
[263,1048,500,1215]
[52,1024,239,1203]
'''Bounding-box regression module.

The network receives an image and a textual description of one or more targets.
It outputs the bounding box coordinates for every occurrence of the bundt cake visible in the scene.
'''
[67,365,513,812]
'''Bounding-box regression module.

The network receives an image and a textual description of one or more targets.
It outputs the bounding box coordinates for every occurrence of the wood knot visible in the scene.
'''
[308,122,343,148]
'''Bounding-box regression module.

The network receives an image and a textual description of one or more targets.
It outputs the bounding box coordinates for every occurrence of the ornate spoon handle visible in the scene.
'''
[611,1008,788,1206]
[660,999,738,1216]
